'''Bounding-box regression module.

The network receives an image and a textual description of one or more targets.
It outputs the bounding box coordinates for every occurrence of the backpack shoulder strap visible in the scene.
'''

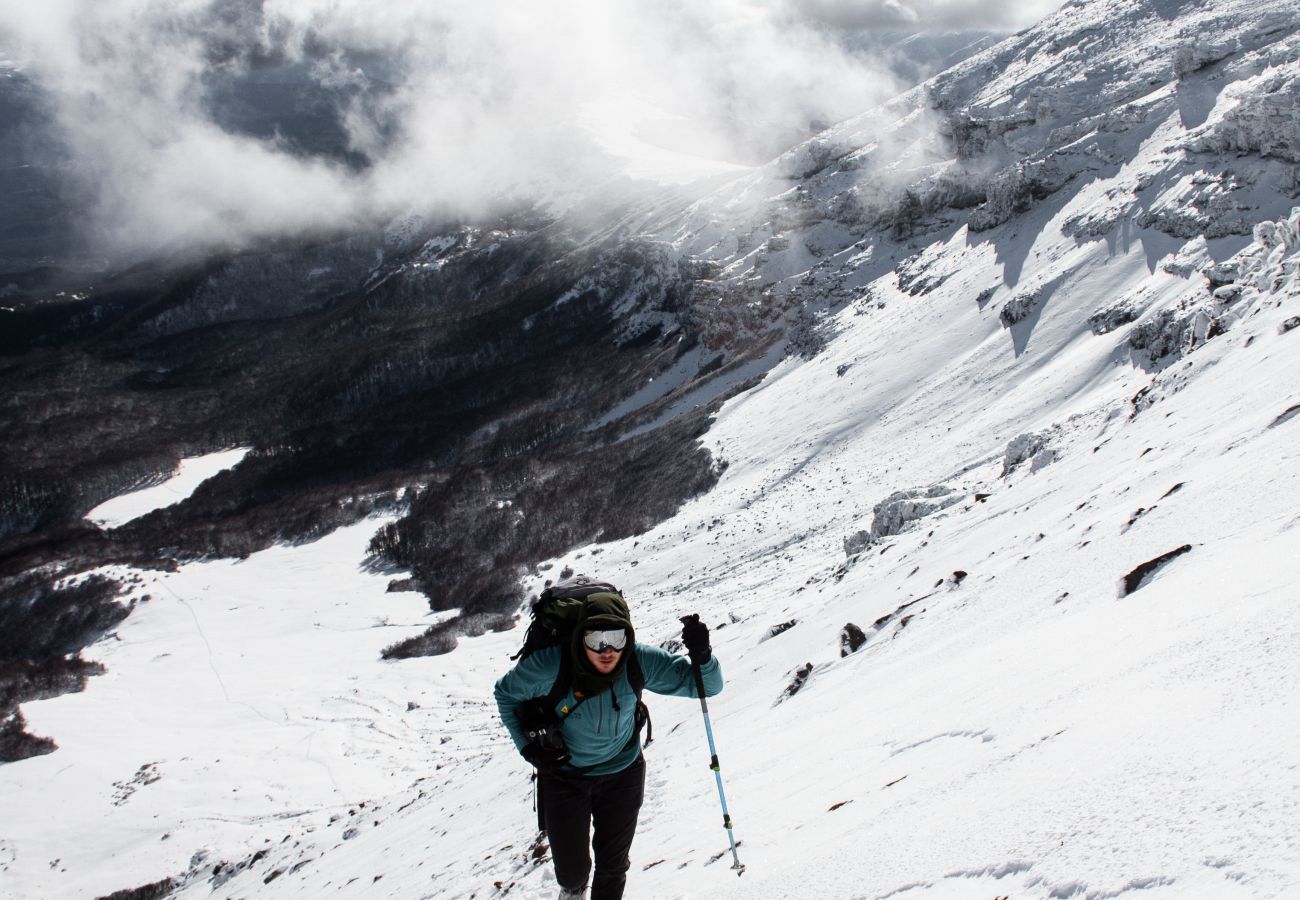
[628,645,652,747]
[545,649,574,711]
[627,644,645,699]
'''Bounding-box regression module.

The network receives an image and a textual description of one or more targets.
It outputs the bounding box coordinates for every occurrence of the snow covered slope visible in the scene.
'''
[85,449,251,528]
[4,0,1300,898]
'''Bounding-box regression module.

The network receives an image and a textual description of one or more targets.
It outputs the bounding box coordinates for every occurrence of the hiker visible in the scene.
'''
[494,578,722,900]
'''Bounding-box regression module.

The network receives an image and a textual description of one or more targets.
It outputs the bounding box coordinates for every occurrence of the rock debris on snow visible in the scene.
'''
[1120,545,1195,597]
[780,663,815,702]
[840,623,868,657]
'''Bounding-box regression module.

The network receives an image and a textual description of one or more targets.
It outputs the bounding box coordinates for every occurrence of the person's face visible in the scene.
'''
[581,627,627,674]
[584,644,622,674]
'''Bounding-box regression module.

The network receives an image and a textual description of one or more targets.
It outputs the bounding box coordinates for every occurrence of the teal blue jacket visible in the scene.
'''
[494,644,724,776]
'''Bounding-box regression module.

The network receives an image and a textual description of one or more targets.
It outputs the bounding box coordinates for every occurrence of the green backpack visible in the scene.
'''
[513,575,651,761]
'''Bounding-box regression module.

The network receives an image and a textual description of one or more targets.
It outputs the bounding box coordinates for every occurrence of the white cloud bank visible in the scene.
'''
[0,0,1060,261]
[789,0,1062,30]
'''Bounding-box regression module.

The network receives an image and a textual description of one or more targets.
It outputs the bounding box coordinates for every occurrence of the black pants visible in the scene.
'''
[540,755,646,900]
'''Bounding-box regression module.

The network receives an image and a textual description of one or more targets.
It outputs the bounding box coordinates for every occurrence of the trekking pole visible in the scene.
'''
[690,656,745,876]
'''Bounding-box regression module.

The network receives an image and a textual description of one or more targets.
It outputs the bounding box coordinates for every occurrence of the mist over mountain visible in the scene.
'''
[3,0,1300,897]
[0,0,1019,272]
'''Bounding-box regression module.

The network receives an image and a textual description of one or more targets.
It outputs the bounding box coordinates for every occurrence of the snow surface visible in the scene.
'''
[7,207,1298,896]
[85,449,252,528]
[6,2,1300,898]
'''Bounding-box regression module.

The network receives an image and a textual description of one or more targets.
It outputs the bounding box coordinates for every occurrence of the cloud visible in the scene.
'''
[786,0,1062,31]
[0,0,1058,262]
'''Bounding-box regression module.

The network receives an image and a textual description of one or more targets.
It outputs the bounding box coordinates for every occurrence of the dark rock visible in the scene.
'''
[659,637,684,654]
[1121,545,1193,596]
[93,878,178,900]
[840,623,867,657]
[764,620,798,641]
[1268,404,1300,429]
[783,663,814,699]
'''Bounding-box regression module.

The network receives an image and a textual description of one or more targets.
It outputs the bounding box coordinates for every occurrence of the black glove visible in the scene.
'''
[521,742,569,772]
[680,614,712,665]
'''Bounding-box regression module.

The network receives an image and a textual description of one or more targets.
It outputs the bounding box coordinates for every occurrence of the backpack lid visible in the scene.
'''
[514,575,630,661]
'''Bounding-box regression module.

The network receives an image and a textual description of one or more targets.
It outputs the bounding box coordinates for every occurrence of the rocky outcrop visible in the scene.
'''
[1002,431,1057,477]
[1186,71,1300,163]
[840,623,867,657]
[846,485,963,554]
[999,291,1043,327]
[944,111,1037,161]
[1088,298,1142,335]
[1128,207,1300,367]
[969,155,1078,232]
[1137,171,1259,239]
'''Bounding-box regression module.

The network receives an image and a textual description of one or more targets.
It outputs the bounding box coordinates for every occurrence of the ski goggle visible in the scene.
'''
[582,628,628,653]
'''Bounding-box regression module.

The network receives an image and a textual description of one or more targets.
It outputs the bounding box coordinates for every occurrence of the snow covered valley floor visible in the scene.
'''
[4,204,1299,899]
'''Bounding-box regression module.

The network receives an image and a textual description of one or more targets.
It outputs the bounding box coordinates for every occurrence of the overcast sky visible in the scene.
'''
[0,0,1062,261]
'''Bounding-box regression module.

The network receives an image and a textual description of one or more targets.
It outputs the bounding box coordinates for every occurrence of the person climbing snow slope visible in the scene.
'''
[494,577,721,900]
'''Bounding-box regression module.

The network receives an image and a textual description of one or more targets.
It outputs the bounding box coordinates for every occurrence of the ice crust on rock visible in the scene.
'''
[1185,70,1300,163]
[1120,207,1300,367]
[1173,40,1240,79]
[1088,298,1142,335]
[969,157,1076,233]
[999,291,1042,328]
[844,485,963,555]
[1002,431,1058,477]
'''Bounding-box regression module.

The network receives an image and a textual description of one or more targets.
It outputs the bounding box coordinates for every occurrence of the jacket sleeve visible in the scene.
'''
[636,644,723,698]
[493,649,561,752]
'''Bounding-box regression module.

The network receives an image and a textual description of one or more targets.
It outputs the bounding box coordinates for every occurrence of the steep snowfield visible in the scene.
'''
[5,1,1300,898]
